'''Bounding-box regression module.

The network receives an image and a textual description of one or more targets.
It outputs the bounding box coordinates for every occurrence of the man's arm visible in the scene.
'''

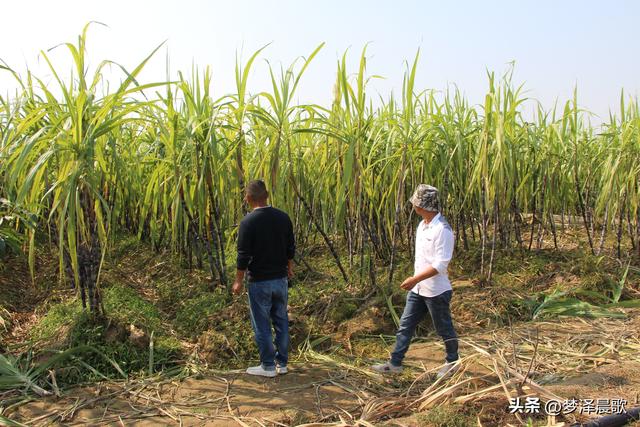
[400,227,454,290]
[233,269,246,295]
[400,266,439,290]
[286,216,295,279]
[287,259,294,279]
[233,220,251,295]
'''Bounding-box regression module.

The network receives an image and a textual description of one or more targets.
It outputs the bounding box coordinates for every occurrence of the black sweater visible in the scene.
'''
[236,206,295,282]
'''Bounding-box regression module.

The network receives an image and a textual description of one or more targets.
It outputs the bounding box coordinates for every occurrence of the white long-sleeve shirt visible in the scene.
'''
[410,213,455,297]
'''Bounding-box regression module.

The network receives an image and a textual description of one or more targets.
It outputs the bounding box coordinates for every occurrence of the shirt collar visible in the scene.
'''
[253,205,271,211]
[421,213,441,229]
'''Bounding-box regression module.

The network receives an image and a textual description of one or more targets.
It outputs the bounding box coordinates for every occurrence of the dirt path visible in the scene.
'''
[13,363,371,426]
[11,347,640,426]
[9,343,452,426]
[7,312,640,426]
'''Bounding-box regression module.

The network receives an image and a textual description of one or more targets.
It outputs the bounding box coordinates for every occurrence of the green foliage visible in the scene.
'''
[0,227,21,257]
[328,298,358,323]
[155,277,209,313]
[63,315,142,379]
[174,291,229,337]
[0,198,35,258]
[533,264,640,319]
[0,414,27,427]
[0,306,9,334]
[29,289,181,384]
[154,335,182,354]
[103,284,163,331]
[1,25,640,401]
[0,345,102,395]
[415,405,475,427]
[30,300,83,343]
[1,24,638,301]
[533,290,626,319]
[108,235,141,260]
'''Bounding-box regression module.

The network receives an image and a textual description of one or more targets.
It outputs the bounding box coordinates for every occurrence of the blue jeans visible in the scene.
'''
[247,277,289,370]
[390,290,459,366]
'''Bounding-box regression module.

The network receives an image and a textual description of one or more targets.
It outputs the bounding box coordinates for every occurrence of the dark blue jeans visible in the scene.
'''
[247,277,289,370]
[390,290,459,366]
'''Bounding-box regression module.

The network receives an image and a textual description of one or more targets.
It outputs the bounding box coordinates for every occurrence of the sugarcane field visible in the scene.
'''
[1,2,639,426]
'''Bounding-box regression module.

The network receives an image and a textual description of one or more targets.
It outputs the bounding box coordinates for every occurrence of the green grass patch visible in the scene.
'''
[327,298,358,323]
[174,290,230,337]
[103,284,163,331]
[31,299,83,343]
[29,285,183,385]
[156,277,210,313]
[415,404,475,427]
[108,234,142,259]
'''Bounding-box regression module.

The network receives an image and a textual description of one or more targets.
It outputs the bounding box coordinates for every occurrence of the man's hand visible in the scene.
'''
[232,280,244,295]
[233,269,246,296]
[287,259,294,279]
[400,266,439,291]
[400,276,418,291]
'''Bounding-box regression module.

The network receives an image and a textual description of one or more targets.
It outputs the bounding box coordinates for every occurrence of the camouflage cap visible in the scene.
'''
[409,184,440,211]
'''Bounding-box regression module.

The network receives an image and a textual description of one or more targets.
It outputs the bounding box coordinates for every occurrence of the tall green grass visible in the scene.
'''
[0,25,638,309]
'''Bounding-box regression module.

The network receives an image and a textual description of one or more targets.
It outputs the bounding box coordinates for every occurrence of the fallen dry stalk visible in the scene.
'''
[5,313,639,426]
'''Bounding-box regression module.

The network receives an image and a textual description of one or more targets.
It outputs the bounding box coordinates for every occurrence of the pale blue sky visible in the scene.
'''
[2,0,639,121]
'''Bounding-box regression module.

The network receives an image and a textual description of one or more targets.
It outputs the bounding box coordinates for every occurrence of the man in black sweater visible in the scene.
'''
[233,180,295,377]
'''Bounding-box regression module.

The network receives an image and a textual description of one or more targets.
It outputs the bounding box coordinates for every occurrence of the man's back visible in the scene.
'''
[236,206,295,282]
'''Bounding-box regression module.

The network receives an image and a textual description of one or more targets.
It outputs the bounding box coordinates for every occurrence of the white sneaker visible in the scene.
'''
[436,362,459,379]
[276,364,288,374]
[246,365,277,378]
[371,361,403,374]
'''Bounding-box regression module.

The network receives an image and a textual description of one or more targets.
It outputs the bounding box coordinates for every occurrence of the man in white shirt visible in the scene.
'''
[372,184,459,378]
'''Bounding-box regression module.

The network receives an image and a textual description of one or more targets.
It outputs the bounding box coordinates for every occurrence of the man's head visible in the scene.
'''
[410,184,440,215]
[245,179,269,207]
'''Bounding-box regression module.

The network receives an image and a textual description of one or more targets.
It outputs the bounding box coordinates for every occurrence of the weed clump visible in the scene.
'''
[29,285,182,384]
[103,284,164,331]
[31,299,83,345]
[328,298,358,323]
[415,404,475,427]
[174,291,229,337]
